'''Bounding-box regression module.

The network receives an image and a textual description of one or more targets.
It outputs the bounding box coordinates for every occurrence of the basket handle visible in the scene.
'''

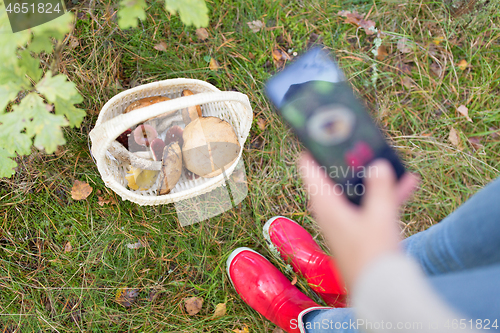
[89,91,252,164]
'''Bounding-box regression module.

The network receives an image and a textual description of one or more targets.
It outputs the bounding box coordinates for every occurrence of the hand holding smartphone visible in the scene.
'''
[265,48,405,205]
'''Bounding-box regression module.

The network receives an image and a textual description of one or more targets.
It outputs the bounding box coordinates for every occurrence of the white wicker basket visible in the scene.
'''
[89,78,253,206]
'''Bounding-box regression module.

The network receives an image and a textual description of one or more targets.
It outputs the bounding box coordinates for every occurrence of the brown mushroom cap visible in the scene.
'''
[124,96,171,114]
[158,142,183,195]
[181,89,202,125]
[182,117,240,178]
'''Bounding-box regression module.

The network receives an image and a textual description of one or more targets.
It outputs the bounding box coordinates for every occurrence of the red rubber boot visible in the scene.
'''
[227,247,329,333]
[263,216,348,307]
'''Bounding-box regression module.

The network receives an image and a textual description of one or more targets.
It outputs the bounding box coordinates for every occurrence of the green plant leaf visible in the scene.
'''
[31,12,74,41]
[28,34,54,53]
[36,72,77,103]
[0,147,17,178]
[16,93,67,153]
[0,85,21,112]
[165,0,209,28]
[0,8,31,59]
[0,110,32,155]
[32,111,67,153]
[19,50,42,82]
[118,0,147,29]
[53,93,86,128]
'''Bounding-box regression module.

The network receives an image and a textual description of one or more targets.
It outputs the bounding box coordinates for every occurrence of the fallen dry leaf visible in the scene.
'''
[488,127,499,139]
[457,59,468,70]
[376,45,388,61]
[184,296,203,315]
[432,36,444,45]
[272,49,283,62]
[397,38,413,53]
[68,36,79,48]
[115,288,139,307]
[402,76,413,89]
[97,195,116,206]
[233,325,250,333]
[468,136,484,150]
[430,62,443,77]
[64,242,73,253]
[71,180,92,201]
[457,105,472,122]
[257,118,266,131]
[209,58,220,71]
[449,127,460,147]
[247,20,264,33]
[338,10,376,35]
[154,41,167,52]
[291,276,297,286]
[396,62,412,75]
[213,302,226,319]
[195,28,209,41]
[272,328,285,333]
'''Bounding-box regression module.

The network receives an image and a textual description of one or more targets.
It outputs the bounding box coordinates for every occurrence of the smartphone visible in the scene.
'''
[265,47,405,205]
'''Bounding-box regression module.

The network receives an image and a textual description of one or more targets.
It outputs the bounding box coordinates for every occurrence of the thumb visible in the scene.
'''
[362,159,398,214]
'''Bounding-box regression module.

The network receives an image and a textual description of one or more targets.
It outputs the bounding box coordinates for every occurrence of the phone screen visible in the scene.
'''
[265,48,405,205]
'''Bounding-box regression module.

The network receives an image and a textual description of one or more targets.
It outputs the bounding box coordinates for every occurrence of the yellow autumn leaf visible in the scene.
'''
[233,325,250,333]
[457,59,468,70]
[209,58,220,71]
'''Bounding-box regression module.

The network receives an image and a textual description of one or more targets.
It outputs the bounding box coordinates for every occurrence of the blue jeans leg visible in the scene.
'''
[302,178,500,332]
[303,264,500,332]
[402,177,500,275]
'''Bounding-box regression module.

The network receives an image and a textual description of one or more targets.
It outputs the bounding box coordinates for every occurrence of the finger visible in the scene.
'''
[298,153,355,221]
[362,159,398,215]
[395,172,420,205]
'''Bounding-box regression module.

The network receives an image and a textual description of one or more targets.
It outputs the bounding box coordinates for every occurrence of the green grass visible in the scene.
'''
[1,0,500,331]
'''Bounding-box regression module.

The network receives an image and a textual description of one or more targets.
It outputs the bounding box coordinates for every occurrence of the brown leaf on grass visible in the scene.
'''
[430,62,443,78]
[98,195,116,206]
[396,62,412,75]
[457,59,468,70]
[196,28,209,41]
[488,127,500,139]
[272,328,285,333]
[376,45,388,61]
[397,38,413,53]
[213,302,226,318]
[233,325,250,333]
[272,49,283,62]
[338,10,376,35]
[71,180,92,200]
[115,288,139,307]
[64,242,73,253]
[291,276,297,286]
[468,137,484,150]
[457,105,472,122]
[257,118,267,130]
[209,58,220,70]
[247,20,264,33]
[449,127,460,147]
[184,296,203,315]
[272,49,291,68]
[401,76,413,88]
[68,36,79,48]
[153,41,167,52]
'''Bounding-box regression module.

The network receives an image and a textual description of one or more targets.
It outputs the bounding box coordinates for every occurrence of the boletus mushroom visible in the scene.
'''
[124,96,171,114]
[181,89,203,124]
[182,117,240,178]
[158,142,183,195]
